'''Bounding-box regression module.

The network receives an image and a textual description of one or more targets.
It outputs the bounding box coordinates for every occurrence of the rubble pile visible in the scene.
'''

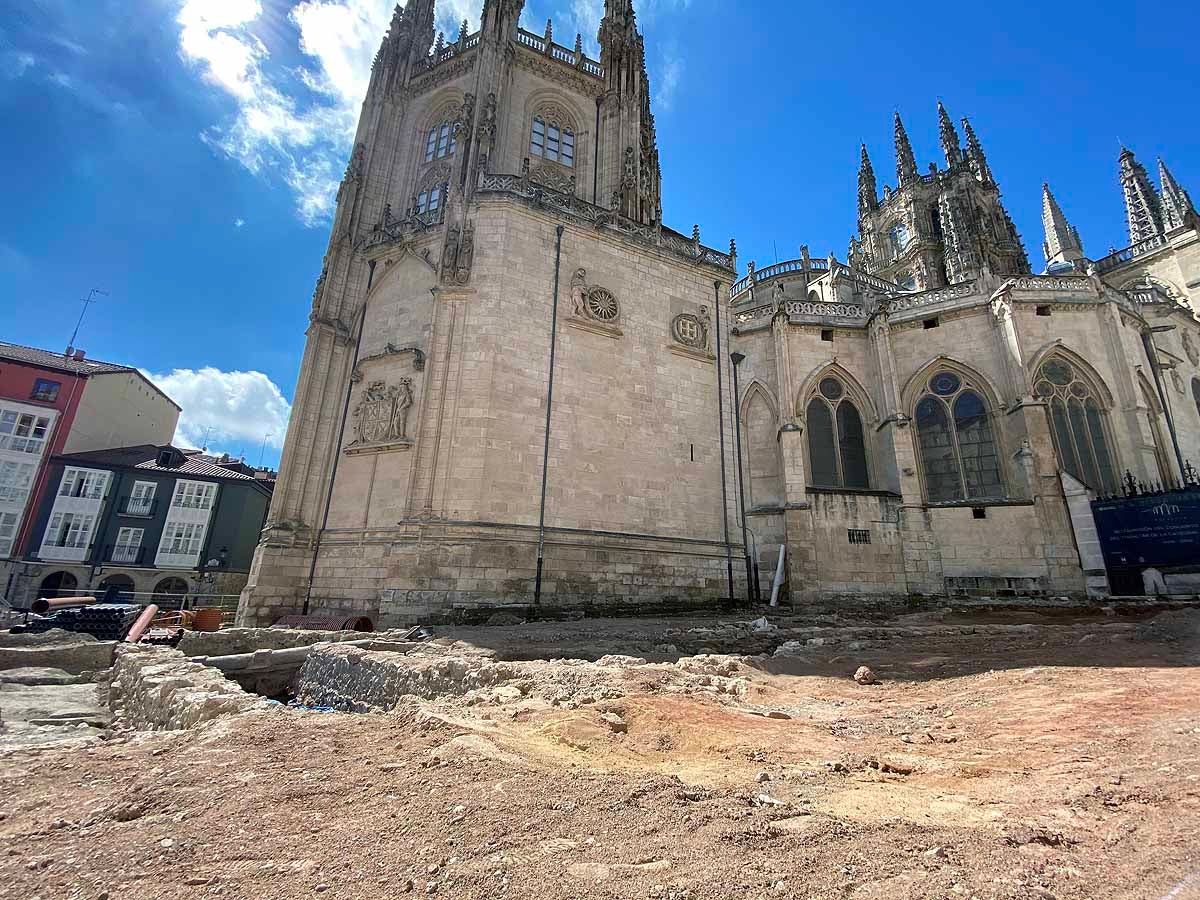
[294,643,752,714]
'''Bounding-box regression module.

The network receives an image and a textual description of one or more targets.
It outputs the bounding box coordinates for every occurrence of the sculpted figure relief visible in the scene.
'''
[570,268,589,317]
[353,379,414,446]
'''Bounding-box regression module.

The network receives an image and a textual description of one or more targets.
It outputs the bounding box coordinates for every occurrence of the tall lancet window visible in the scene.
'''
[806,377,869,489]
[1193,377,1200,420]
[915,370,1003,502]
[1034,358,1118,493]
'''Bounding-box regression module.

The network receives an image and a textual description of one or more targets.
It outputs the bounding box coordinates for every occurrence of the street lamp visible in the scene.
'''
[729,351,757,604]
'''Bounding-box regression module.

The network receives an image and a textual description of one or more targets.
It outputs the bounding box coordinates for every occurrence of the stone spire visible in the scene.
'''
[598,0,660,224]
[857,144,878,219]
[961,118,993,185]
[1159,157,1197,232]
[1120,148,1164,244]
[893,112,918,187]
[1041,183,1084,265]
[368,1,437,96]
[937,101,961,168]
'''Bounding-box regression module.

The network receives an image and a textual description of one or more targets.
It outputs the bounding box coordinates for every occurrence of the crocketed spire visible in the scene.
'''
[1120,148,1164,244]
[893,112,918,187]
[857,143,878,218]
[1041,183,1084,265]
[1159,157,1197,232]
[960,118,993,185]
[937,101,961,168]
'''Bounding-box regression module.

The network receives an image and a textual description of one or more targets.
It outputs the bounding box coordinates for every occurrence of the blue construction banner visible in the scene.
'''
[1091,488,1200,570]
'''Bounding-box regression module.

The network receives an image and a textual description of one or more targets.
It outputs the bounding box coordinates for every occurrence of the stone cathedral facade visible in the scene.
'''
[238,1,1200,625]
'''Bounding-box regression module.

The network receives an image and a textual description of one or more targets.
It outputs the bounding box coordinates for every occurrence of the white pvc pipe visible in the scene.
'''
[769,544,786,607]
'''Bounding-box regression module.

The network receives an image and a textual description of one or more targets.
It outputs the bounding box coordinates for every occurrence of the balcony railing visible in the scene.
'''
[107,544,145,565]
[120,496,157,517]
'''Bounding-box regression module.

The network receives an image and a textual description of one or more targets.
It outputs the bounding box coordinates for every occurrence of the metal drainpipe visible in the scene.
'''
[729,351,755,604]
[713,281,735,605]
[593,98,601,205]
[304,259,375,616]
[1141,327,1186,480]
[534,226,566,606]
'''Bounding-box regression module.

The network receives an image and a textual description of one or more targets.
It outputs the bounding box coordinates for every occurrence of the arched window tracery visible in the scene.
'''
[1034,357,1117,493]
[805,376,869,489]
[530,105,576,168]
[914,369,1003,502]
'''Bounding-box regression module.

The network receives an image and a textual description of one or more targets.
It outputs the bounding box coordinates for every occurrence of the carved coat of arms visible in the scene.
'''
[353,379,414,445]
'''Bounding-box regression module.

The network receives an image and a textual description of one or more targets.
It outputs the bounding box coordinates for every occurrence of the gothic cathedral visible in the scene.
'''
[238,0,1200,625]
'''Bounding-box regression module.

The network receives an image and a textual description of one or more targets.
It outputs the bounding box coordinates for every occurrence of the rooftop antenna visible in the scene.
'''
[773,240,779,264]
[200,425,214,451]
[66,288,109,355]
[258,432,274,468]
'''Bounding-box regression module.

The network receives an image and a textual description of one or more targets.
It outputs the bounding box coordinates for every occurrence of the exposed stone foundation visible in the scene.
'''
[103,645,268,731]
[239,521,748,627]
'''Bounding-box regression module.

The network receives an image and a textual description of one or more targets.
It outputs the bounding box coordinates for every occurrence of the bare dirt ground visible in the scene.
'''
[1,607,1199,900]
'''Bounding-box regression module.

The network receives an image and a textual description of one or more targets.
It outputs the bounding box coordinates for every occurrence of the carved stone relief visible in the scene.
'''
[671,307,711,352]
[440,221,475,285]
[1184,331,1200,367]
[351,379,414,448]
[567,268,622,336]
[530,164,576,194]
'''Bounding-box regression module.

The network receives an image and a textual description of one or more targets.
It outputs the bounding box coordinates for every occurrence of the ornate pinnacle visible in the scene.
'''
[858,143,878,218]
[937,101,961,167]
[961,118,993,185]
[434,31,444,55]
[893,112,918,186]
[1159,157,1197,232]
[458,18,469,44]
[1120,148,1164,243]
[1042,182,1083,263]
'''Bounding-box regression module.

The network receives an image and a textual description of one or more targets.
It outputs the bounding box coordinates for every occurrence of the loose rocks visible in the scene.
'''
[853,665,879,685]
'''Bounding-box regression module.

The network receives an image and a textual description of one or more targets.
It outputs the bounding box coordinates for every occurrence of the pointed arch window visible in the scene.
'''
[1034,358,1117,493]
[806,377,869,489]
[1192,377,1200,420]
[531,113,575,168]
[424,121,457,162]
[915,370,1003,502]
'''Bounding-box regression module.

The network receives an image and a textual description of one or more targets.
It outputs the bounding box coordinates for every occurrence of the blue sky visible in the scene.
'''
[1,0,1197,468]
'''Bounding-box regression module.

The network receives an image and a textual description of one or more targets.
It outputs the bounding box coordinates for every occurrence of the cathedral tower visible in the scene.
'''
[849,103,1030,291]
[239,0,738,626]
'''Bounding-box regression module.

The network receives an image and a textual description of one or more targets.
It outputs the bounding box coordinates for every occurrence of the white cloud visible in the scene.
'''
[653,45,682,113]
[234,217,245,227]
[175,0,469,225]
[144,367,291,452]
[2,51,36,79]
[175,0,688,222]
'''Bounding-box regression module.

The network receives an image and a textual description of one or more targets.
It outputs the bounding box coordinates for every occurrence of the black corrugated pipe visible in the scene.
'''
[713,280,735,605]
[304,259,375,615]
[534,225,567,606]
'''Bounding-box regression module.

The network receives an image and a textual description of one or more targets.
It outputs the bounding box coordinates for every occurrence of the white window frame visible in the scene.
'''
[0,459,36,504]
[59,467,110,500]
[125,480,157,516]
[171,480,217,511]
[0,511,17,557]
[112,527,144,564]
[0,407,52,455]
[39,511,97,560]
